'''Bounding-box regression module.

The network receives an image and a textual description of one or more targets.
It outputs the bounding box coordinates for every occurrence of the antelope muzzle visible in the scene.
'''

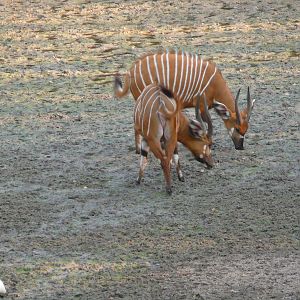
[195,155,214,169]
[232,129,245,150]
[233,136,244,150]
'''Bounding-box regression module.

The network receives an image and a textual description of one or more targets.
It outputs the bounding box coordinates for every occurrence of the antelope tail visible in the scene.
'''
[158,85,177,119]
[114,72,131,98]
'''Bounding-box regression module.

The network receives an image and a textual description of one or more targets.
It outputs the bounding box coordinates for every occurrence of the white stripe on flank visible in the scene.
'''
[180,52,190,99]
[134,102,141,123]
[153,54,160,83]
[199,66,217,96]
[135,86,150,121]
[135,86,156,124]
[146,56,154,83]
[147,95,160,136]
[134,63,141,93]
[177,51,185,96]
[141,89,158,135]
[172,50,178,93]
[139,60,146,89]
[184,54,194,102]
[134,91,145,123]
[193,58,203,98]
[198,61,209,96]
[186,54,199,101]
[166,51,170,89]
[161,53,166,87]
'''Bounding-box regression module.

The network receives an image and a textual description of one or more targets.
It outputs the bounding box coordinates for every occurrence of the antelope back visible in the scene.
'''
[134,83,178,139]
[129,50,217,108]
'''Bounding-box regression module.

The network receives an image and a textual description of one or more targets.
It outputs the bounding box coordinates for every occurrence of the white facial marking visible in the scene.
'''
[200,154,204,159]
[228,128,234,137]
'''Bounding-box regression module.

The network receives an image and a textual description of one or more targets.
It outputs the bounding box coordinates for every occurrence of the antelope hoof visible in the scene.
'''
[178,175,185,182]
[166,187,172,195]
[136,178,141,185]
[235,146,244,150]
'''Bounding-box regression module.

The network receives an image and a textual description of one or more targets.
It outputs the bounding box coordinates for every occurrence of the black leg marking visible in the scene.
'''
[141,149,148,157]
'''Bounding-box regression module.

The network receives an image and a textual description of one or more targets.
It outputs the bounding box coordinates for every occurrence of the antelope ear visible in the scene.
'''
[244,99,256,113]
[242,98,256,119]
[213,101,231,120]
[189,119,205,138]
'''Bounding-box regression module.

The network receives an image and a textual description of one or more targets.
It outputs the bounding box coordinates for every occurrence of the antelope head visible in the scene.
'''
[186,94,214,168]
[213,87,255,150]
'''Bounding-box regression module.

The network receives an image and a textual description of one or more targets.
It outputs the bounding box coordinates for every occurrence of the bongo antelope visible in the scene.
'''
[114,49,255,150]
[134,83,213,195]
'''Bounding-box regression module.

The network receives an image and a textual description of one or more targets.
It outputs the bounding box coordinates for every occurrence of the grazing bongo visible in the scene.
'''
[115,49,255,150]
[134,83,213,195]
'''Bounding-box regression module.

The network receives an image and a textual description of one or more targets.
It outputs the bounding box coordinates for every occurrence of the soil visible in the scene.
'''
[0,0,299,299]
